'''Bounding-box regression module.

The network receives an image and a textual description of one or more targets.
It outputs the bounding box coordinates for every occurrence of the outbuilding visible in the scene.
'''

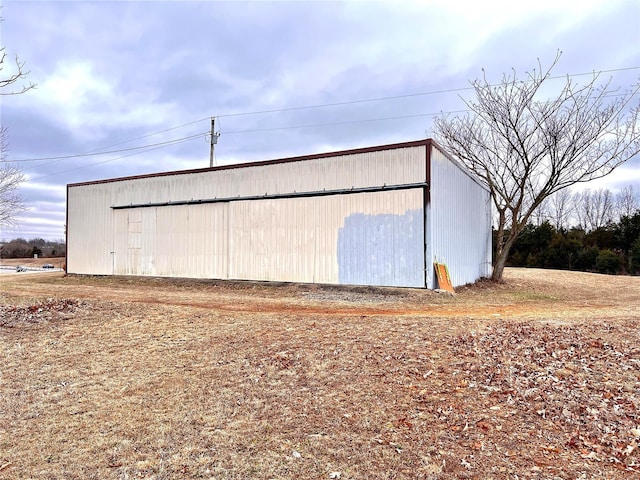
[66,139,492,288]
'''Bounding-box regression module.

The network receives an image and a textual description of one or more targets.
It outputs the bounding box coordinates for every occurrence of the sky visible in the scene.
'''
[1,0,639,241]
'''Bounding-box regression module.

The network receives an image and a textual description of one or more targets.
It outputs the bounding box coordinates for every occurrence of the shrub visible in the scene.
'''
[575,246,600,271]
[630,237,640,274]
[594,249,622,274]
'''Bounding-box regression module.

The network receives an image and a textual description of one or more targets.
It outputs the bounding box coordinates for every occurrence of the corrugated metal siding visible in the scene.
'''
[112,203,231,278]
[427,146,492,287]
[97,146,426,207]
[67,184,115,275]
[100,188,424,285]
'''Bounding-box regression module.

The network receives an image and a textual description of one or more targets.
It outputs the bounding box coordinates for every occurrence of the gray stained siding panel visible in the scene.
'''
[338,209,424,287]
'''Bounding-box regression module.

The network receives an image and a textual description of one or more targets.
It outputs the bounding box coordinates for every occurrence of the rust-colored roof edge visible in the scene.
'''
[67,138,434,188]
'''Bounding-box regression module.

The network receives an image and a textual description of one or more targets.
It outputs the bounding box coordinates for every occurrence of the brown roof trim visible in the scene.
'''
[68,138,434,188]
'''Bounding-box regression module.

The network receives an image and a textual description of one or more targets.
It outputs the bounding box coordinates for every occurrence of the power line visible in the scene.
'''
[9,88,640,166]
[19,111,463,172]
[6,65,640,163]
[23,111,459,180]
[219,90,640,135]
[27,136,199,182]
[6,132,207,163]
[80,118,210,153]
[9,109,470,165]
[221,110,469,135]
[215,66,640,119]
[25,87,639,179]
[9,89,640,166]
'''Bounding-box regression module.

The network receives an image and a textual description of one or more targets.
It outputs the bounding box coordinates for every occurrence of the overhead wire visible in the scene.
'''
[5,64,640,165]
[23,86,640,179]
[80,117,211,153]
[216,66,640,118]
[10,132,208,162]
[9,89,639,165]
[28,135,200,182]
[8,107,474,165]
[221,110,470,135]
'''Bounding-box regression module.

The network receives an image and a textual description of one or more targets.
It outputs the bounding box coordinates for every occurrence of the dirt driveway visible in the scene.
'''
[3,267,638,320]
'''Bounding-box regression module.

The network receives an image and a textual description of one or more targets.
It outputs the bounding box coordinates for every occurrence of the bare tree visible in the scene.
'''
[616,185,639,218]
[0,14,34,230]
[0,127,27,229]
[545,188,574,230]
[573,191,588,229]
[433,53,640,281]
[574,188,615,231]
[529,198,548,226]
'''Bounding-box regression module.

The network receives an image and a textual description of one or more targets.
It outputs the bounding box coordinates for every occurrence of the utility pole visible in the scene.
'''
[209,117,220,168]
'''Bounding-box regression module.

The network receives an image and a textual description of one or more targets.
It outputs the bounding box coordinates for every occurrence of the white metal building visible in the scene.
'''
[66,139,492,288]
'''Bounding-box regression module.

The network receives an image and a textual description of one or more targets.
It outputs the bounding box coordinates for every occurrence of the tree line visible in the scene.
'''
[502,186,640,275]
[0,238,66,259]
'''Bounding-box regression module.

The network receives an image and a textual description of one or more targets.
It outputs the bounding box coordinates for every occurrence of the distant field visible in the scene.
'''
[0,257,65,270]
[1,268,639,479]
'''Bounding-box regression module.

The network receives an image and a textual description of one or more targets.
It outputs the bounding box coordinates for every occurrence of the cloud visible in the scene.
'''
[28,61,180,142]
[1,0,639,240]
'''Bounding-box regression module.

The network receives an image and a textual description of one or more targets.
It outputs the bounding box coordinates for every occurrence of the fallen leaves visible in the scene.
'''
[0,298,87,327]
[1,269,639,479]
[442,321,640,474]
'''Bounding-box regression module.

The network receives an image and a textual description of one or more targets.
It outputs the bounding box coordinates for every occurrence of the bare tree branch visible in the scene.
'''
[0,14,34,230]
[0,128,27,229]
[0,49,37,95]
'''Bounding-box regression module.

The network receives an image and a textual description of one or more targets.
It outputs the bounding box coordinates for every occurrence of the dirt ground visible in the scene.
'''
[0,267,638,479]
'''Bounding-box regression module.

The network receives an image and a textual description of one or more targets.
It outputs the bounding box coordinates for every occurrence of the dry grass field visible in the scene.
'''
[1,267,639,479]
